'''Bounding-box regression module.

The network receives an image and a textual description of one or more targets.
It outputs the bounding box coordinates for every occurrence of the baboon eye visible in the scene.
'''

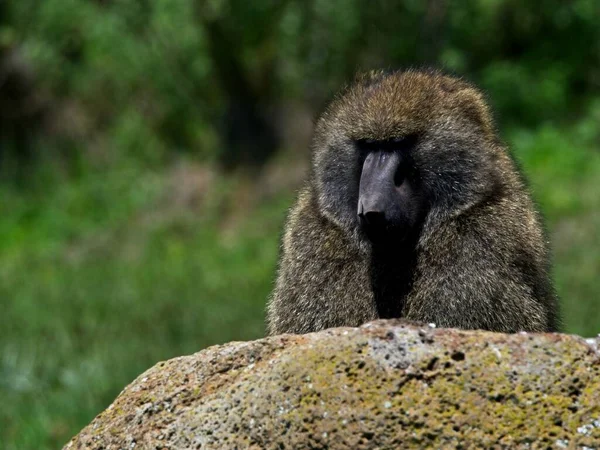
[392,133,419,151]
[394,163,408,187]
[356,138,376,153]
[356,133,419,153]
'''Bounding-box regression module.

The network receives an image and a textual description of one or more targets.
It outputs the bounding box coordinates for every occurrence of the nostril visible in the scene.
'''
[362,210,386,227]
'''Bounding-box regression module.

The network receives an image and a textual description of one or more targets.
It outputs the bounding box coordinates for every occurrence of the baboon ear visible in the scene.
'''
[451,87,495,137]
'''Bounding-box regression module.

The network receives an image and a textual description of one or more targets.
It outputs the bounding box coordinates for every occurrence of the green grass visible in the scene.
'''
[1,119,599,449]
[508,117,600,336]
[0,167,293,449]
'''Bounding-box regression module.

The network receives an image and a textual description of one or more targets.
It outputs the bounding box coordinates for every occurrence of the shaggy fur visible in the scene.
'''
[266,69,560,335]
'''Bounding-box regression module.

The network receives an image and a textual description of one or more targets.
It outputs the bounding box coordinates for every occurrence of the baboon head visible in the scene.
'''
[310,69,504,250]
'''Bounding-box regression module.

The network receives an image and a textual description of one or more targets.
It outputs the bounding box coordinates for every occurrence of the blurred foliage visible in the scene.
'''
[1,0,599,173]
[0,1,599,449]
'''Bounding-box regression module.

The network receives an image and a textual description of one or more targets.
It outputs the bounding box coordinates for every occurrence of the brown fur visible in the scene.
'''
[266,69,559,335]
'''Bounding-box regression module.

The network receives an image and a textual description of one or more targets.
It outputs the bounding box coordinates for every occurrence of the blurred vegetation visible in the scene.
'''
[0,1,599,448]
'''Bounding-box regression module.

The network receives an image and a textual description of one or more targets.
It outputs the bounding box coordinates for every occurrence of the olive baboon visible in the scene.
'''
[266,69,559,335]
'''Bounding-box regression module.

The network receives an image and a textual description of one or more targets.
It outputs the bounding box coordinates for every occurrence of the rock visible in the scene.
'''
[64,320,600,449]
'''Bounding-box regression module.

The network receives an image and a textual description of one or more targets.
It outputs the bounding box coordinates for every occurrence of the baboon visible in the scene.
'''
[266,69,559,335]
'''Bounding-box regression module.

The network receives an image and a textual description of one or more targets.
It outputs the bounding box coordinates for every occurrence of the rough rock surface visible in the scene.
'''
[65,320,600,449]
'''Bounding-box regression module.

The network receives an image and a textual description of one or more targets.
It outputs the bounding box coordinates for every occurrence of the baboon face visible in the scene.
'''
[312,70,498,250]
[357,136,426,246]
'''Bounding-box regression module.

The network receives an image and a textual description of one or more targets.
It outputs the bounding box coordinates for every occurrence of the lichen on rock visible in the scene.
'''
[64,320,600,449]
